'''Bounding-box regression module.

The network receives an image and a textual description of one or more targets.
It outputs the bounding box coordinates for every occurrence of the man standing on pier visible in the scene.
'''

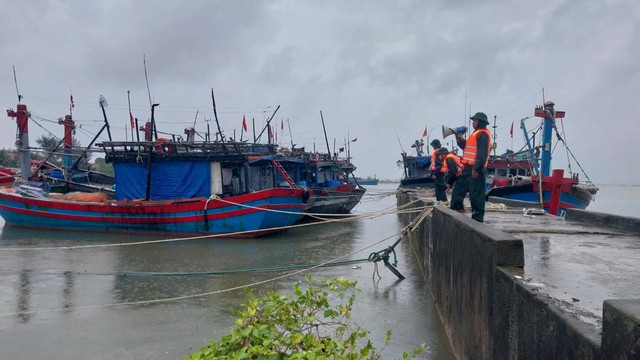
[449,112,491,222]
[429,139,447,202]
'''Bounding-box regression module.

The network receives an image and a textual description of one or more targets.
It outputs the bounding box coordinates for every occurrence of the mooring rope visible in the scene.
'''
[0,198,434,317]
[0,228,408,317]
[0,195,429,252]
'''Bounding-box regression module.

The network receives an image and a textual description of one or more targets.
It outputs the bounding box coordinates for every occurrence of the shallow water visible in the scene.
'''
[0,183,455,360]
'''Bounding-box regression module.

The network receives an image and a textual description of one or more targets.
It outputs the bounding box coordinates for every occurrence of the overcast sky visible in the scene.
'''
[1,0,638,185]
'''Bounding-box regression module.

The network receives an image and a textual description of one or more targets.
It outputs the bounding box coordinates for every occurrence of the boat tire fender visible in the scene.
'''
[303,189,312,203]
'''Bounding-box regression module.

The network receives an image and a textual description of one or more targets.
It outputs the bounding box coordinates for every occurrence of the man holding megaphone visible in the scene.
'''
[449,112,492,222]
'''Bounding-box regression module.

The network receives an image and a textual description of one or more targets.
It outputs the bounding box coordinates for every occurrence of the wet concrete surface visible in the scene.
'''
[483,207,640,329]
[0,184,454,360]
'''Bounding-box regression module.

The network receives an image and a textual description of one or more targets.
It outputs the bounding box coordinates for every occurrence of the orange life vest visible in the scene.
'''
[429,148,438,171]
[441,153,462,176]
[461,129,491,167]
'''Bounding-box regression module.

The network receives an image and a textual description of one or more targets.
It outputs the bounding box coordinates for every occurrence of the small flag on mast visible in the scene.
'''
[129,111,135,129]
[70,95,75,108]
[422,127,427,138]
[510,121,514,138]
[280,118,284,131]
[242,115,248,132]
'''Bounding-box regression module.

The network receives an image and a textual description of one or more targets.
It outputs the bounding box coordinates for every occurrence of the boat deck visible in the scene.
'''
[482,204,639,329]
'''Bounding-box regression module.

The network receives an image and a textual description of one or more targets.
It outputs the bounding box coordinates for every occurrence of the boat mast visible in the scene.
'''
[538,101,558,177]
[320,111,331,158]
[7,66,31,181]
[58,114,75,179]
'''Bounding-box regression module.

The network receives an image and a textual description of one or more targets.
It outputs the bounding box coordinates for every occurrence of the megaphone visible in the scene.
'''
[442,125,468,139]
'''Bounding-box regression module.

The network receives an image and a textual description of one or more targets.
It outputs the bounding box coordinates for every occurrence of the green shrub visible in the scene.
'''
[187,276,424,359]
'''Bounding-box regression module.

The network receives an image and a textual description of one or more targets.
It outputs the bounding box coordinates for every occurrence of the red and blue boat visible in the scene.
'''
[485,101,598,215]
[0,99,308,237]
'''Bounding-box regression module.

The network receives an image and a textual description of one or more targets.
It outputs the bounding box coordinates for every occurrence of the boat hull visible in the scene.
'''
[399,176,435,188]
[485,181,593,214]
[305,185,366,215]
[0,187,306,237]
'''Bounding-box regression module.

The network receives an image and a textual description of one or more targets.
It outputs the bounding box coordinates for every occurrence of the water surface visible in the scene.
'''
[0,183,454,359]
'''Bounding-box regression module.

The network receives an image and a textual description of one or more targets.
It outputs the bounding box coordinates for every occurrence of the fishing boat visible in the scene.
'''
[0,99,308,237]
[399,139,435,188]
[264,148,366,216]
[0,167,16,186]
[485,151,534,190]
[349,175,379,186]
[399,138,533,190]
[485,101,598,215]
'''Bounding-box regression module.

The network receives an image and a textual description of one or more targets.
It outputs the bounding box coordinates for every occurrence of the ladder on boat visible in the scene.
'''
[271,160,297,189]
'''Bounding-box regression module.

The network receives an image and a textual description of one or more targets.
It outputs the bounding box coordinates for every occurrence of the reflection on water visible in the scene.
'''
[0,184,455,360]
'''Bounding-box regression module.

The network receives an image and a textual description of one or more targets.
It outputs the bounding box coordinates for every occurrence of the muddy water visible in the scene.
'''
[0,183,454,359]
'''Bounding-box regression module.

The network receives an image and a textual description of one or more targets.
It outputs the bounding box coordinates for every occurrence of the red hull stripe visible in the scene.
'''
[0,202,304,224]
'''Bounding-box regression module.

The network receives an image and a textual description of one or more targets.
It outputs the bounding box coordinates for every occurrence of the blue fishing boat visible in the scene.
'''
[0,99,308,237]
[253,149,366,216]
[485,101,598,215]
[399,139,435,188]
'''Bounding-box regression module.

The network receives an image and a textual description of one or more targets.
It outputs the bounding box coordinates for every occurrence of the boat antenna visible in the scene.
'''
[320,110,331,157]
[192,109,199,127]
[210,88,226,148]
[204,117,211,142]
[13,66,22,103]
[143,54,153,108]
[286,118,295,148]
[127,90,135,141]
[255,105,280,142]
[492,115,497,156]
[69,86,74,116]
[393,128,406,154]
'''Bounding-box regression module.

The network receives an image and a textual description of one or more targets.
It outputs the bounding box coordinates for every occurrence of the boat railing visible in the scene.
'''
[97,141,278,162]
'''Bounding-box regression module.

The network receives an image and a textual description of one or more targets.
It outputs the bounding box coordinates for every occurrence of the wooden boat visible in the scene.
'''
[0,167,16,186]
[485,101,598,215]
[399,141,532,189]
[263,149,366,215]
[0,100,308,237]
[399,139,435,188]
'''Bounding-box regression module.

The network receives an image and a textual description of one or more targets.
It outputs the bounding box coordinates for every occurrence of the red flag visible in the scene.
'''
[129,111,135,129]
[509,121,514,138]
[351,138,358,142]
[280,118,284,131]
[422,127,427,138]
[242,115,248,132]
[70,95,75,108]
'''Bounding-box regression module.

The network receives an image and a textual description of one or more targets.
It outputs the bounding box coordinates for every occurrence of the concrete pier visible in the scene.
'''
[397,188,640,360]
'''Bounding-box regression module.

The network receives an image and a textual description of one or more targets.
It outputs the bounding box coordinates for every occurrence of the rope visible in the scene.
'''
[0,258,371,278]
[0,199,431,252]
[0,188,435,317]
[0,225,411,317]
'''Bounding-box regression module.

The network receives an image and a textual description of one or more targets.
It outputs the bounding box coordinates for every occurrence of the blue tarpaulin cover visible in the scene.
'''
[415,157,430,165]
[114,162,210,200]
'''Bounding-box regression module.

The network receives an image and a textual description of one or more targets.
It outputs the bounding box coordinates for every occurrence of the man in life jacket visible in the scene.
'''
[437,147,462,196]
[429,139,446,201]
[449,112,491,222]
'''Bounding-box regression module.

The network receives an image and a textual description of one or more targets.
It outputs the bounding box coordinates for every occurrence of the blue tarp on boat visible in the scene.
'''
[114,162,210,200]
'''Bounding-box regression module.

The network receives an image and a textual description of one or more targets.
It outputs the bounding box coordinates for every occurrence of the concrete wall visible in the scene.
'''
[398,191,640,360]
[566,208,640,234]
[429,206,524,359]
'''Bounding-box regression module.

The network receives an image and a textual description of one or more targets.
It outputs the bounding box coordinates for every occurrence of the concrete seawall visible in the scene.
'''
[397,190,640,360]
